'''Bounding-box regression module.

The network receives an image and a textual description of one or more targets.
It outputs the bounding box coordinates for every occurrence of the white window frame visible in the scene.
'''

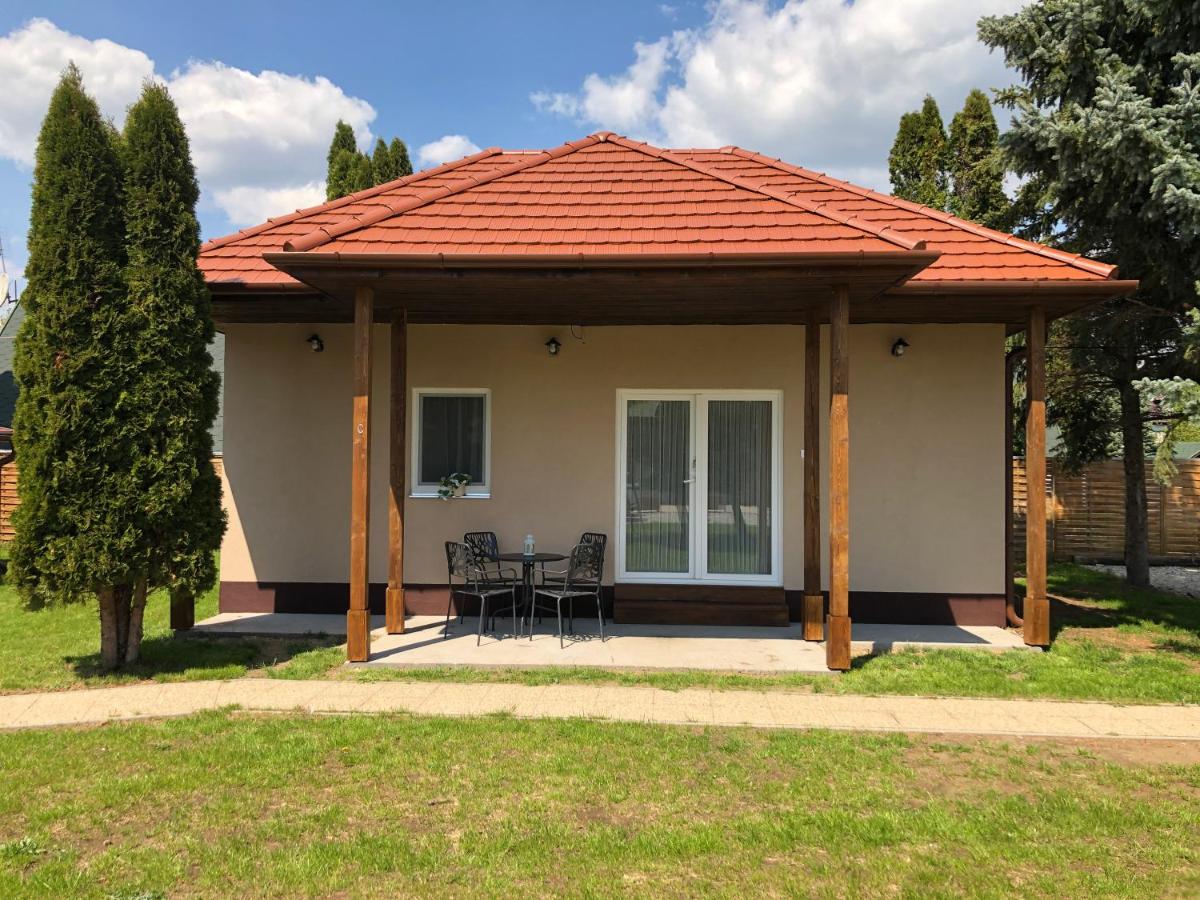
[615,389,783,586]
[410,387,492,499]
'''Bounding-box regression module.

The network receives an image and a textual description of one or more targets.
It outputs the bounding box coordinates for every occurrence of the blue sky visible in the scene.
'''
[0,0,1023,297]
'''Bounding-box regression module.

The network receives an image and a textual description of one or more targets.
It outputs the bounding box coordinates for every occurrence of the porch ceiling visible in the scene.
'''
[208,251,1137,328]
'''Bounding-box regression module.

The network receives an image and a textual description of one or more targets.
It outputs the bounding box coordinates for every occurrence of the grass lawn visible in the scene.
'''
[1,562,1197,703]
[0,711,1197,897]
[0,576,337,693]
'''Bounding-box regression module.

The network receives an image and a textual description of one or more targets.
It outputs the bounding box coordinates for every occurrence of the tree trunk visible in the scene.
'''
[124,578,148,665]
[97,587,120,671]
[112,583,133,664]
[1119,382,1151,587]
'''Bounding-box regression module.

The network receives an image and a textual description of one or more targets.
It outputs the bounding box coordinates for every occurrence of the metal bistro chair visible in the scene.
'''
[533,541,605,648]
[444,541,519,645]
[464,531,519,585]
[539,532,608,621]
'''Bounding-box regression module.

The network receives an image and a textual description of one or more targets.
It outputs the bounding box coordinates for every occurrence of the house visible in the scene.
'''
[198,132,1135,669]
[0,299,226,452]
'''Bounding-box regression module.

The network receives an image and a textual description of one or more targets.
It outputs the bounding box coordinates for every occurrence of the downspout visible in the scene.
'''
[1005,345,1025,628]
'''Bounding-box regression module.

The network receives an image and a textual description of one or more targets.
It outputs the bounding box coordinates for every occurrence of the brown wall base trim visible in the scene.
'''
[221,582,1003,627]
[785,590,1005,627]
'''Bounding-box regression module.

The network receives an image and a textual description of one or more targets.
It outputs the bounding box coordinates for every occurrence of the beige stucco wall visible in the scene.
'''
[219,322,1005,594]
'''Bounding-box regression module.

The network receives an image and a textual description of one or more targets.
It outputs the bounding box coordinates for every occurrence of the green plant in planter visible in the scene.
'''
[437,473,471,500]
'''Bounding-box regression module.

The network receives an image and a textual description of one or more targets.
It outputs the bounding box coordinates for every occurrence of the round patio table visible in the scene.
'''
[493,551,566,635]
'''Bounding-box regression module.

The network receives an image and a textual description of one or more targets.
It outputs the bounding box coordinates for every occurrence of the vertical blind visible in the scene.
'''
[419,394,486,485]
[706,400,772,575]
[625,399,691,573]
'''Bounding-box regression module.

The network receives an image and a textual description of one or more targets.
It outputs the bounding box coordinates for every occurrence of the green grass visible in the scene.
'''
[0,710,1197,897]
[0,577,338,693]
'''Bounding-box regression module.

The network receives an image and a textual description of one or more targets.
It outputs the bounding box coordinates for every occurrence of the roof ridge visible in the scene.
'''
[200,147,507,253]
[605,135,925,252]
[723,147,1117,279]
[283,135,606,253]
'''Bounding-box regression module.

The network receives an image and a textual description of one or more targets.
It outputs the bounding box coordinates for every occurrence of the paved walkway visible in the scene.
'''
[1,679,1198,740]
[192,614,1032,673]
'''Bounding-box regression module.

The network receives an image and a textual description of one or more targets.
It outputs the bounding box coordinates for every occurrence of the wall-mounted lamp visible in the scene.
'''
[307,333,324,353]
[890,337,910,358]
[545,336,562,357]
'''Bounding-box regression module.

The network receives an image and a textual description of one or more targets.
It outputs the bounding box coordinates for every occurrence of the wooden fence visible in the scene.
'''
[0,455,224,544]
[1013,457,1200,562]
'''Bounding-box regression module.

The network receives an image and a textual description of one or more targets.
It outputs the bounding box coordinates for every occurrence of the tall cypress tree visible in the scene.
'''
[389,137,413,178]
[371,137,398,184]
[325,120,359,200]
[12,66,143,668]
[947,89,1009,227]
[121,81,225,651]
[888,95,949,209]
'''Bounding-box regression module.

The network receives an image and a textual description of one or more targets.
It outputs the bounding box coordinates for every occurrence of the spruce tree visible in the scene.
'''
[980,1,1200,586]
[947,89,1009,228]
[12,66,143,668]
[121,81,225,652]
[888,95,949,209]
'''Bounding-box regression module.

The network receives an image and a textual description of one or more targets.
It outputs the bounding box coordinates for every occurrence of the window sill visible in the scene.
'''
[409,492,492,500]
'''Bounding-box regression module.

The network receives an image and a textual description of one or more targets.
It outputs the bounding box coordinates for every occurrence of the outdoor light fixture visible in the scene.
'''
[891,337,910,358]
[307,334,324,353]
[545,337,562,357]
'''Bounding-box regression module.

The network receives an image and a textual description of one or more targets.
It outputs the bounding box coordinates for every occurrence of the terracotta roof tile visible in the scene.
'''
[200,132,1117,288]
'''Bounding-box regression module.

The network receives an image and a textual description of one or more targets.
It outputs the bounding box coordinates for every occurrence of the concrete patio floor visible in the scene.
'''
[193,613,1035,674]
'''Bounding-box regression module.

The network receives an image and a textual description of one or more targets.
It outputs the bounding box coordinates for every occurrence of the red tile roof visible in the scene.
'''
[200,132,1117,289]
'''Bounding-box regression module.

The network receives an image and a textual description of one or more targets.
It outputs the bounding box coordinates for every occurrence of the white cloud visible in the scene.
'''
[531,0,1024,191]
[416,134,482,169]
[0,19,376,226]
[210,181,326,226]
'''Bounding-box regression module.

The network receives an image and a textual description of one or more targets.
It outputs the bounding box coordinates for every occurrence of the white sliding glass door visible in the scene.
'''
[618,391,781,585]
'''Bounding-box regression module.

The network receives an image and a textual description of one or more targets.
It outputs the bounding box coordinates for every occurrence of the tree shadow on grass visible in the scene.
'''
[1017,564,1200,643]
[65,632,343,682]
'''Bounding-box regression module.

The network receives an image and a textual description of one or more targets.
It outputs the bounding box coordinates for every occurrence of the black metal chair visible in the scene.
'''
[444,541,519,645]
[464,531,519,585]
[539,532,608,621]
[533,541,605,648]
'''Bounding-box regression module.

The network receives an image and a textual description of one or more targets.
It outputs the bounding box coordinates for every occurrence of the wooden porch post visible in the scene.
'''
[386,309,407,634]
[802,306,824,640]
[1024,305,1051,646]
[347,286,374,662]
[826,284,852,670]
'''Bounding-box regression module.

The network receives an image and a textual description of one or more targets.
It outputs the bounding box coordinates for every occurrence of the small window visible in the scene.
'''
[413,389,490,496]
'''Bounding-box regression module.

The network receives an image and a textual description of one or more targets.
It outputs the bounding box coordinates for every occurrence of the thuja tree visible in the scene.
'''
[327,122,415,200]
[888,95,949,209]
[122,81,225,646]
[980,1,1200,585]
[11,66,146,667]
[946,89,1009,228]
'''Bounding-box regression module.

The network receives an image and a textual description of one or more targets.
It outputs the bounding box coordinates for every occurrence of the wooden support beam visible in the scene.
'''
[802,306,823,640]
[386,309,407,634]
[347,286,374,662]
[1024,305,1050,646]
[827,284,852,670]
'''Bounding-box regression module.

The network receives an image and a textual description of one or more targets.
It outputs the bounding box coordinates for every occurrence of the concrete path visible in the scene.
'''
[192,614,1032,674]
[1,679,1198,741]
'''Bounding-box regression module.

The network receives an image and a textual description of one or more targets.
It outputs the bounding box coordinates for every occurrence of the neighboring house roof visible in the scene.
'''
[200,132,1118,290]
[0,299,225,453]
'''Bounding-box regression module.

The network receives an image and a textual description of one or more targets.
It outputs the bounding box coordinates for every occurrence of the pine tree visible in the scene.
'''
[121,81,225,652]
[11,66,144,669]
[888,95,949,209]
[389,137,413,178]
[980,1,1200,586]
[947,89,1009,228]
